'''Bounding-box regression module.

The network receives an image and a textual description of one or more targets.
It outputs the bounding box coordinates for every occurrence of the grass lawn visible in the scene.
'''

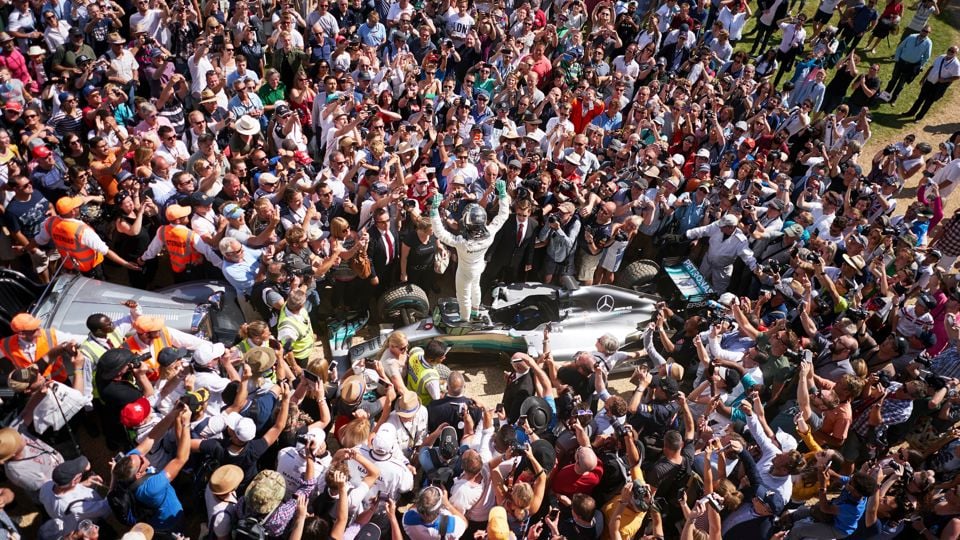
[726,2,960,143]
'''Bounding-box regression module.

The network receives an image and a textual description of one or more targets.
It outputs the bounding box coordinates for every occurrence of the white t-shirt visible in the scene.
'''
[445,10,475,41]
[203,487,238,539]
[276,444,332,498]
[130,9,165,42]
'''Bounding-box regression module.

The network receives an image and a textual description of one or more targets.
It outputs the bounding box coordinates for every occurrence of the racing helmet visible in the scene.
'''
[461,203,489,240]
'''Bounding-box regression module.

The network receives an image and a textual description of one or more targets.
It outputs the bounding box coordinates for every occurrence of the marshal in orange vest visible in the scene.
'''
[45,217,104,273]
[160,225,204,273]
[0,329,69,383]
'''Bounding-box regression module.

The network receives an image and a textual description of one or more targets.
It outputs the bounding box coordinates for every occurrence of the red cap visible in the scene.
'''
[742,138,756,149]
[3,101,22,112]
[31,145,52,159]
[120,397,151,428]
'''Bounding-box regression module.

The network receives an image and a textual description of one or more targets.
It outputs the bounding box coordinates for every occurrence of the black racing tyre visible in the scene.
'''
[614,260,660,292]
[378,283,430,325]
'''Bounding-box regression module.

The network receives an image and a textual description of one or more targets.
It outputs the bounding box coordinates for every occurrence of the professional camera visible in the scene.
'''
[759,259,784,276]
[129,352,152,370]
[558,181,574,191]
[805,252,823,264]
[883,145,898,156]
[614,230,629,242]
[521,178,541,192]
[846,306,868,322]
[548,214,559,225]
[510,442,526,455]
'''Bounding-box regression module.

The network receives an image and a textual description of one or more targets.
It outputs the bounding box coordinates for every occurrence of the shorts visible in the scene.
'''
[599,240,628,273]
[577,250,602,281]
[813,8,833,24]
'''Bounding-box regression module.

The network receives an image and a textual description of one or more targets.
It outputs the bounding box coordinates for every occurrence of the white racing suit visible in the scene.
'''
[685,220,758,293]
[431,194,512,320]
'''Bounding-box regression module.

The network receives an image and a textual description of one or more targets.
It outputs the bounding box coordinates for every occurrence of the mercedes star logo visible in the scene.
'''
[596,295,615,312]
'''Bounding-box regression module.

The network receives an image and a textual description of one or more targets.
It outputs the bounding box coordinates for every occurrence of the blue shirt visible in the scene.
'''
[357,22,387,47]
[591,111,623,145]
[834,476,868,536]
[126,449,184,532]
[895,34,932,65]
[223,247,263,296]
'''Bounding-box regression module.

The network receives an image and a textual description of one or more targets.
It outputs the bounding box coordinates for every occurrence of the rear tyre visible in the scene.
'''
[378,283,430,325]
[614,260,660,292]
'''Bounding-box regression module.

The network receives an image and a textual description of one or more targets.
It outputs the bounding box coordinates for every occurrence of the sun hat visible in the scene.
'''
[209,464,244,495]
[243,346,277,374]
[235,115,260,136]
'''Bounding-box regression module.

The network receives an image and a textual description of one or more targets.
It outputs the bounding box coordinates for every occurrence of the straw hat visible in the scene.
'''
[210,464,244,495]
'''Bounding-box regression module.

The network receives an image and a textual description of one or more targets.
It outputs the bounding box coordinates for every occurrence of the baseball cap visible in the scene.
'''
[370,423,397,460]
[157,347,188,368]
[193,342,226,367]
[225,411,256,443]
[32,145,52,159]
[55,196,85,215]
[52,457,90,486]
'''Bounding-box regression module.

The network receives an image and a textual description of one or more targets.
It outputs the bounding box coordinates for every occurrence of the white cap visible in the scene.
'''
[718,292,737,307]
[671,154,685,166]
[720,214,739,227]
[370,423,397,460]
[696,148,710,158]
[193,342,226,367]
[225,412,256,443]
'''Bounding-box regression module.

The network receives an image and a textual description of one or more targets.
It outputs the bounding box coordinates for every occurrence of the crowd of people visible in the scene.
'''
[0,0,959,539]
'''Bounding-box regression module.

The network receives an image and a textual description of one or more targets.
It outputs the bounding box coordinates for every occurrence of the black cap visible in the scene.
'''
[529,439,556,472]
[97,349,136,380]
[918,293,937,310]
[157,347,188,367]
[52,456,89,486]
[652,375,680,398]
[184,192,214,207]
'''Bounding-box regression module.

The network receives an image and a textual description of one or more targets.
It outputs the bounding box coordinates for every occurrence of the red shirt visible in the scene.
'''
[550,463,604,497]
[570,99,605,134]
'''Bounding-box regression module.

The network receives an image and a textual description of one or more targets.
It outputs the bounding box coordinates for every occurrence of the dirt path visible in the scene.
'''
[863,5,960,213]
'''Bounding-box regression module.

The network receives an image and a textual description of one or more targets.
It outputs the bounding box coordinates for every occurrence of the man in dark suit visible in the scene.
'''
[367,207,399,291]
[482,198,538,296]
[659,34,692,75]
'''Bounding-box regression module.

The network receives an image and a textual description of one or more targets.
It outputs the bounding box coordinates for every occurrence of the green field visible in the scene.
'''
[729,1,960,143]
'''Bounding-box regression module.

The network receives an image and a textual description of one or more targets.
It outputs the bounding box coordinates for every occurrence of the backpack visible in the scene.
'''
[233,515,267,540]
[107,475,154,526]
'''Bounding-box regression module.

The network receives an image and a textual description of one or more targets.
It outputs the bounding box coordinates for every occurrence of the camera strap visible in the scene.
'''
[49,383,82,458]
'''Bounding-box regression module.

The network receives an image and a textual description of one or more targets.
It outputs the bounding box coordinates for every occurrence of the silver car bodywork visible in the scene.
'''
[29,274,238,341]
[348,282,659,368]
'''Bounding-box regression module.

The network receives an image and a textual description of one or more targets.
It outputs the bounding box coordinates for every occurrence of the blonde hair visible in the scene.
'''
[330,217,350,238]
[377,331,408,361]
[305,357,330,384]
[338,417,370,448]
[510,482,534,508]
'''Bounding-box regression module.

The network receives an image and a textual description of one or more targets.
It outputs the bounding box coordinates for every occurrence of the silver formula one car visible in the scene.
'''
[349,257,719,371]
[349,279,660,369]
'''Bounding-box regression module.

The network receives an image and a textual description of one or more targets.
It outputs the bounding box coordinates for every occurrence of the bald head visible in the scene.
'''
[447,371,465,396]
[574,447,598,474]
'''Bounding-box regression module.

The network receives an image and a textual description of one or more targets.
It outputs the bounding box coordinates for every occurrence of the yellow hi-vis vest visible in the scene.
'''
[406,349,439,405]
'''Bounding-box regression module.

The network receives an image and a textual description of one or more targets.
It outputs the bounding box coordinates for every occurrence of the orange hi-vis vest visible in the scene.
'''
[160,225,204,273]
[124,329,170,379]
[46,217,104,273]
[0,329,69,383]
